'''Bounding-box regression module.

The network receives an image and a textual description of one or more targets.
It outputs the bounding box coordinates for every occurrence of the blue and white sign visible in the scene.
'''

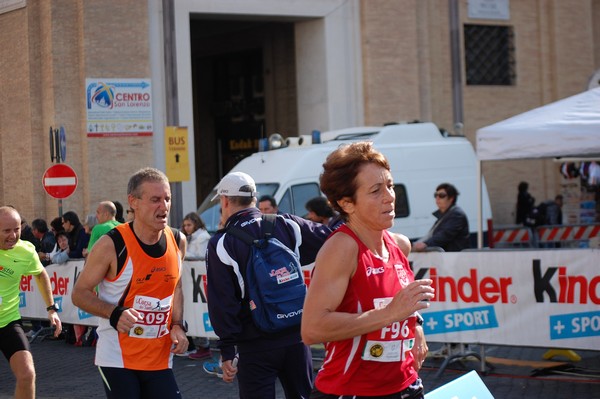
[86,78,153,137]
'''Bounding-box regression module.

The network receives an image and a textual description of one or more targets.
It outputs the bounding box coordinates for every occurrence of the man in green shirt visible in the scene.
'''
[0,206,62,399]
[87,201,121,251]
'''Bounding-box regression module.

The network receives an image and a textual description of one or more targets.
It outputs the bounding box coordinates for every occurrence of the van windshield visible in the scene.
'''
[197,183,279,234]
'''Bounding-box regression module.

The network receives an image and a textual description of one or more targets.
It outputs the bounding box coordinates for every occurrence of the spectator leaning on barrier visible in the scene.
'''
[19,218,40,252]
[50,217,64,236]
[0,206,62,399]
[61,211,90,259]
[50,231,71,264]
[413,183,469,252]
[31,218,56,266]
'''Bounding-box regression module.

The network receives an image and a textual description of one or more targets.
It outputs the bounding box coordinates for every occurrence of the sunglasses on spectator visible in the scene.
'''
[434,192,448,199]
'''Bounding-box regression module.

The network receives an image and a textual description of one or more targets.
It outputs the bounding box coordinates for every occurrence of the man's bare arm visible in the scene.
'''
[33,269,62,336]
[72,235,118,319]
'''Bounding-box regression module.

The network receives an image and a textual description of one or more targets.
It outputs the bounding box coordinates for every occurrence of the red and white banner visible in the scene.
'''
[538,224,600,243]
[19,249,599,350]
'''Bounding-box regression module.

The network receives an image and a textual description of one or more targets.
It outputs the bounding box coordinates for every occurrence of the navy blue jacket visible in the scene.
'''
[206,207,331,361]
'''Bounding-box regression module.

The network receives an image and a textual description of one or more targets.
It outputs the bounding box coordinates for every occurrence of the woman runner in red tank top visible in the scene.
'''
[302,142,435,398]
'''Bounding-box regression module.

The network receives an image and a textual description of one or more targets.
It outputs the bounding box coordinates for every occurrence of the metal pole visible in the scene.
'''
[477,159,483,249]
[49,126,64,217]
[449,0,464,132]
[162,0,183,228]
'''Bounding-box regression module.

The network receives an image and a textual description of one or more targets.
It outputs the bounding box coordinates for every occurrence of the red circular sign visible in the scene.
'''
[42,164,78,199]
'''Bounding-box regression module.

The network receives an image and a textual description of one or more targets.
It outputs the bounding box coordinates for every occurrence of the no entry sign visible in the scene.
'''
[43,164,78,199]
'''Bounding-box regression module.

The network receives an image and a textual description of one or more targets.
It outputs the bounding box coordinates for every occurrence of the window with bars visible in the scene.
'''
[464,24,516,86]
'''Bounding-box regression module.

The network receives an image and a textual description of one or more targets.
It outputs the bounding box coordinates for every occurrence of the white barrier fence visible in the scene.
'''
[19,249,599,350]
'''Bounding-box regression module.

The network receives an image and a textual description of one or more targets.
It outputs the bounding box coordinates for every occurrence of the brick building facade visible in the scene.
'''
[1,0,598,227]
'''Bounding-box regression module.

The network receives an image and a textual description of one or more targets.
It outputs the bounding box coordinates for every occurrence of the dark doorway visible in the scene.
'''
[190,19,297,206]
[212,49,265,174]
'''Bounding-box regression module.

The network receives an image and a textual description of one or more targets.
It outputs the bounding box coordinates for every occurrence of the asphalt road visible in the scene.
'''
[0,337,598,399]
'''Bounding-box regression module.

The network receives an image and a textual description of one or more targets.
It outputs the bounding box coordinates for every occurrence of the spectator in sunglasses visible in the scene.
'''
[413,183,469,252]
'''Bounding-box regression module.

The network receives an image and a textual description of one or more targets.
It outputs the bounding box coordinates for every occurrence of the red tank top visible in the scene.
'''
[314,225,419,396]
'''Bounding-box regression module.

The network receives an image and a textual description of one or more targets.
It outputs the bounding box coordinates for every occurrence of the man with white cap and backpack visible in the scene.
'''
[205,171,331,398]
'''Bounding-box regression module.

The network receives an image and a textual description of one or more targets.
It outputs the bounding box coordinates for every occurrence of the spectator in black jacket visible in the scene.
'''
[413,183,469,252]
[516,181,535,225]
[20,218,40,251]
[31,218,56,266]
[61,211,90,259]
[205,171,331,398]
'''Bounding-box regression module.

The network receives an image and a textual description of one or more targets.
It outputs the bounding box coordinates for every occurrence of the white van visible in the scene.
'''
[198,122,492,244]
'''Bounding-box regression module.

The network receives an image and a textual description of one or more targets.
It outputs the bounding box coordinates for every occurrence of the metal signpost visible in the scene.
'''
[46,126,74,216]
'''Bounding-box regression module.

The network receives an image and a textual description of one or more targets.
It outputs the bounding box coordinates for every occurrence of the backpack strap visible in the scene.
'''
[261,214,277,239]
[226,225,256,246]
[227,214,278,247]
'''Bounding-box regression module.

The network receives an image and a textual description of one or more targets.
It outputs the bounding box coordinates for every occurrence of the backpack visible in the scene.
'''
[227,214,306,333]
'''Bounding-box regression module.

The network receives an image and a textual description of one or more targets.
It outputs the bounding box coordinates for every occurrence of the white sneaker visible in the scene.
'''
[176,349,196,357]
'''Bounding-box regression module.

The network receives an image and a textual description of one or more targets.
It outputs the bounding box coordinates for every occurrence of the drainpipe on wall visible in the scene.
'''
[162,0,183,228]
[449,0,464,136]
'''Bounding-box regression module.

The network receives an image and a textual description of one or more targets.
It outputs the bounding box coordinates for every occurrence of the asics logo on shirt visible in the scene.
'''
[366,266,385,276]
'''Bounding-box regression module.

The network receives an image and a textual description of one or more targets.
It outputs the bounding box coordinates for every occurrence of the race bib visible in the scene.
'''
[362,338,415,362]
[128,294,172,339]
[362,297,415,363]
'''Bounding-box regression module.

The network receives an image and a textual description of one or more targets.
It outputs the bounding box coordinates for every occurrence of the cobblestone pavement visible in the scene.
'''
[0,338,598,399]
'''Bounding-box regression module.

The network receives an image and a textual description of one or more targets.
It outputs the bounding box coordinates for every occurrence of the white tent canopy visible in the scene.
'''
[474,87,600,247]
[476,87,600,161]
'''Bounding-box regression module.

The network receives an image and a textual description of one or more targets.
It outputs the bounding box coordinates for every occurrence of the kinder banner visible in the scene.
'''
[18,260,218,338]
[19,250,599,349]
[19,262,101,327]
[410,249,599,350]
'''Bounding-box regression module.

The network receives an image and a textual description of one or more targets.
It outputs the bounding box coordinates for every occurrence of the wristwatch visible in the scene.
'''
[46,303,59,312]
[415,312,424,326]
[171,320,188,332]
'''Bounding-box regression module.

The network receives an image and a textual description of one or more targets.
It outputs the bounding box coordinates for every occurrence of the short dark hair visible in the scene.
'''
[31,218,49,234]
[55,231,69,241]
[436,183,459,206]
[128,167,169,198]
[305,197,334,218]
[258,195,277,207]
[228,196,255,207]
[50,217,64,234]
[320,142,390,219]
[113,200,125,223]
[518,181,529,193]
[62,211,81,227]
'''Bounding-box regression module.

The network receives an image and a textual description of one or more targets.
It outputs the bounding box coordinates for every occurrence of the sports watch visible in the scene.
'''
[46,303,59,312]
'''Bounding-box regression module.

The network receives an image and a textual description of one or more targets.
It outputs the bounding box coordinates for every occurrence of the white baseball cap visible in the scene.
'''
[211,171,257,201]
